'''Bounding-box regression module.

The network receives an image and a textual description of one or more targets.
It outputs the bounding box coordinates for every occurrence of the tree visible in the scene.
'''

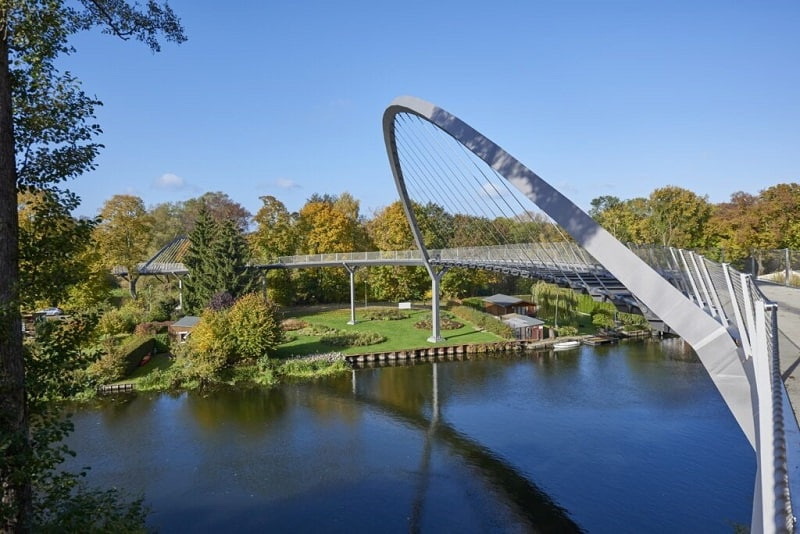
[592,197,648,244]
[293,194,369,303]
[17,189,95,310]
[642,186,711,248]
[183,191,251,233]
[250,195,297,261]
[365,201,428,302]
[532,281,578,327]
[0,2,184,530]
[93,194,152,298]
[588,195,621,218]
[184,207,255,313]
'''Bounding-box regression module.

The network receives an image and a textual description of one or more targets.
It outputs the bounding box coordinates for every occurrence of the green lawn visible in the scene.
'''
[276,306,503,357]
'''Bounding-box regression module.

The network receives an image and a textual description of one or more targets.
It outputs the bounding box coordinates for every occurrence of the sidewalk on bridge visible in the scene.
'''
[757,281,800,420]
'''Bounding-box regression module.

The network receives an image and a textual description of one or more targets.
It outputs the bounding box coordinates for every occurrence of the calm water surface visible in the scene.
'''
[65,339,754,532]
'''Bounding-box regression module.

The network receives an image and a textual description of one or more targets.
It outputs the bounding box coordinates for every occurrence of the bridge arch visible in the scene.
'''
[382,96,791,532]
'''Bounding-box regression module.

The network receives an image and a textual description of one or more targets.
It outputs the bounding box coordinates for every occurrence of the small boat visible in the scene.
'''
[553,340,581,351]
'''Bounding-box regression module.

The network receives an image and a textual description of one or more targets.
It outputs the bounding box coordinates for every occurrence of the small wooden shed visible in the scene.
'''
[168,315,200,343]
[502,313,546,341]
[482,294,537,317]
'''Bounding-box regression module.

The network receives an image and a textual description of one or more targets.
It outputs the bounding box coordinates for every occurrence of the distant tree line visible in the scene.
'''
[23,181,793,315]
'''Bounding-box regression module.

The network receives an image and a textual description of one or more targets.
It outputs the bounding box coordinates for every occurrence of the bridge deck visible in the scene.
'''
[757,282,800,417]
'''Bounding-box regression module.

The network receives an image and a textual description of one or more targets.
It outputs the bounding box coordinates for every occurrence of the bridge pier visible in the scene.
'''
[344,264,358,325]
[426,266,448,343]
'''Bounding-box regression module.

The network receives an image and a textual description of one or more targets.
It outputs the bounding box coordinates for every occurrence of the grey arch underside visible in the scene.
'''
[383,96,756,447]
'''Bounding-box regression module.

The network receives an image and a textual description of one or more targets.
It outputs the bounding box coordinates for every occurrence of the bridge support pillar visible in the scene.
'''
[426,266,448,343]
[345,264,358,325]
[172,273,184,311]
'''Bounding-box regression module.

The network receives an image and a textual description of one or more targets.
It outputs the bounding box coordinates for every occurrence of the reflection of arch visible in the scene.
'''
[382,96,788,532]
[338,366,583,532]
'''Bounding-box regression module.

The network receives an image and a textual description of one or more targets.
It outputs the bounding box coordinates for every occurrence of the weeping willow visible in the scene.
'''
[531,281,578,327]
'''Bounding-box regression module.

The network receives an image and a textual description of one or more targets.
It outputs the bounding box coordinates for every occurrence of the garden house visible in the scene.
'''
[168,315,200,343]
[501,313,546,341]
[482,294,537,317]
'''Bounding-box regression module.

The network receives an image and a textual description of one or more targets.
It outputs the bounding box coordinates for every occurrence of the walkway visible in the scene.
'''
[758,282,800,415]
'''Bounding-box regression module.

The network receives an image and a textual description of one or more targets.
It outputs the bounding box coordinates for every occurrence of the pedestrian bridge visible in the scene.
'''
[379,96,797,533]
[136,96,800,532]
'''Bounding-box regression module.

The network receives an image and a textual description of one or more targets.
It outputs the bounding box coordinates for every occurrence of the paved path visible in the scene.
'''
[757,282,800,419]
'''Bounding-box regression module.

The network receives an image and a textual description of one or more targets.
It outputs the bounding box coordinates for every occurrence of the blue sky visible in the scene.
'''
[60,0,800,220]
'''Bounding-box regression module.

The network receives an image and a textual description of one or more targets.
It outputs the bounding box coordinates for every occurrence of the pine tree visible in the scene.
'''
[183,207,255,313]
[183,206,217,313]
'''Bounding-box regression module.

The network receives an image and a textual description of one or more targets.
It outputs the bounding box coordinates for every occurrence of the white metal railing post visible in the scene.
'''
[723,264,751,357]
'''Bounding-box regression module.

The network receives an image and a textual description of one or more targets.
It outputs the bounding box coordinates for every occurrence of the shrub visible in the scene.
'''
[87,335,154,383]
[227,293,283,360]
[556,326,578,336]
[96,309,135,337]
[413,314,463,330]
[450,305,514,338]
[363,308,409,321]
[592,309,615,329]
[87,352,127,384]
[319,330,385,347]
[189,308,237,365]
[282,318,309,331]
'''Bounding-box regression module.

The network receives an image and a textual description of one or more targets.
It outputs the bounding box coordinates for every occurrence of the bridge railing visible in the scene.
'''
[275,249,424,265]
[632,245,795,531]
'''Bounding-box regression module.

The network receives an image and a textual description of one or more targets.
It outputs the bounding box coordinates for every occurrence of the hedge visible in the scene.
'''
[450,305,514,338]
[118,335,156,376]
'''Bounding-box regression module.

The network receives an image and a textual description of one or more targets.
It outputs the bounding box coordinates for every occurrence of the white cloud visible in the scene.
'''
[275,177,301,190]
[154,173,186,190]
[479,181,507,198]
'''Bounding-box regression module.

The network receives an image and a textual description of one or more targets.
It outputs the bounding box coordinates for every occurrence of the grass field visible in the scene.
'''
[276,306,504,357]
[114,305,507,389]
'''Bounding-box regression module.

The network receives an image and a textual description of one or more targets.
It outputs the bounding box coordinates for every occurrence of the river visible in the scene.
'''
[64,338,754,532]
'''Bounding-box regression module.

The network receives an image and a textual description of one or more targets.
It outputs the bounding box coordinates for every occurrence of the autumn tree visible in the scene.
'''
[250,195,297,261]
[590,196,649,244]
[250,195,297,305]
[0,1,184,529]
[93,194,152,298]
[642,186,711,249]
[183,191,251,233]
[293,193,369,303]
[365,201,429,301]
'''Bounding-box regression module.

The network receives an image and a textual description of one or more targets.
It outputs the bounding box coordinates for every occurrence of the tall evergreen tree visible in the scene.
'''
[183,206,217,314]
[184,206,255,314]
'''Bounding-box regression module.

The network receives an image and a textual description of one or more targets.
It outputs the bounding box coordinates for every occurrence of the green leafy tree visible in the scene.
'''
[94,194,152,298]
[0,1,184,529]
[365,201,429,302]
[227,293,283,360]
[642,186,712,248]
[250,195,297,261]
[532,281,578,327]
[17,189,96,310]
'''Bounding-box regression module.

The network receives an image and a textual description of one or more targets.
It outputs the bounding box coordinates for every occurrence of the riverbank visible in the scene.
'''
[100,305,653,396]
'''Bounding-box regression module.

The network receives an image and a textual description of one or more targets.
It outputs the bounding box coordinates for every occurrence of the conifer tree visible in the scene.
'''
[184,206,255,314]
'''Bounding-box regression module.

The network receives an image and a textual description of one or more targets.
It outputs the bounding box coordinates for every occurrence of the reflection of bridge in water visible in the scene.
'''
[338,362,584,533]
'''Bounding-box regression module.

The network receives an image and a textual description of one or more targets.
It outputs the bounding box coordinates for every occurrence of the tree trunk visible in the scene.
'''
[0,32,31,533]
